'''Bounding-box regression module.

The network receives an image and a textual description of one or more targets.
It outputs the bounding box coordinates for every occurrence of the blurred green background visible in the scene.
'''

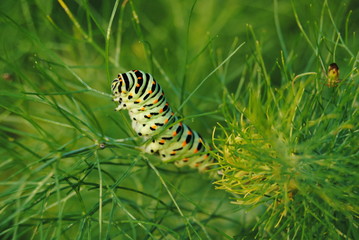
[0,0,358,239]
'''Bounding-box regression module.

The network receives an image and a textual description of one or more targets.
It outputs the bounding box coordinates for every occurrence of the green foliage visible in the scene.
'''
[215,59,358,238]
[0,0,358,239]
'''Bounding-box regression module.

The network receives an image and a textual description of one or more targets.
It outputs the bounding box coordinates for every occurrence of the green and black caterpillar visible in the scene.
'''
[111,70,215,173]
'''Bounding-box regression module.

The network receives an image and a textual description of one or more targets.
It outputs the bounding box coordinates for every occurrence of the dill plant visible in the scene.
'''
[213,5,359,238]
[0,0,358,239]
[214,68,358,238]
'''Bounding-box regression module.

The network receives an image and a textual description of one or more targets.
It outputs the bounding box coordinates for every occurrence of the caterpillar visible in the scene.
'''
[111,70,215,173]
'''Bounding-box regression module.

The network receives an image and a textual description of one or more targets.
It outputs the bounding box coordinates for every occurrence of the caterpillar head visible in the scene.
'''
[111,77,125,110]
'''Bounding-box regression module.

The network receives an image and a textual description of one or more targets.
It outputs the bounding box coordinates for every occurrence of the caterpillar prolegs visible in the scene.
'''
[111,70,215,173]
